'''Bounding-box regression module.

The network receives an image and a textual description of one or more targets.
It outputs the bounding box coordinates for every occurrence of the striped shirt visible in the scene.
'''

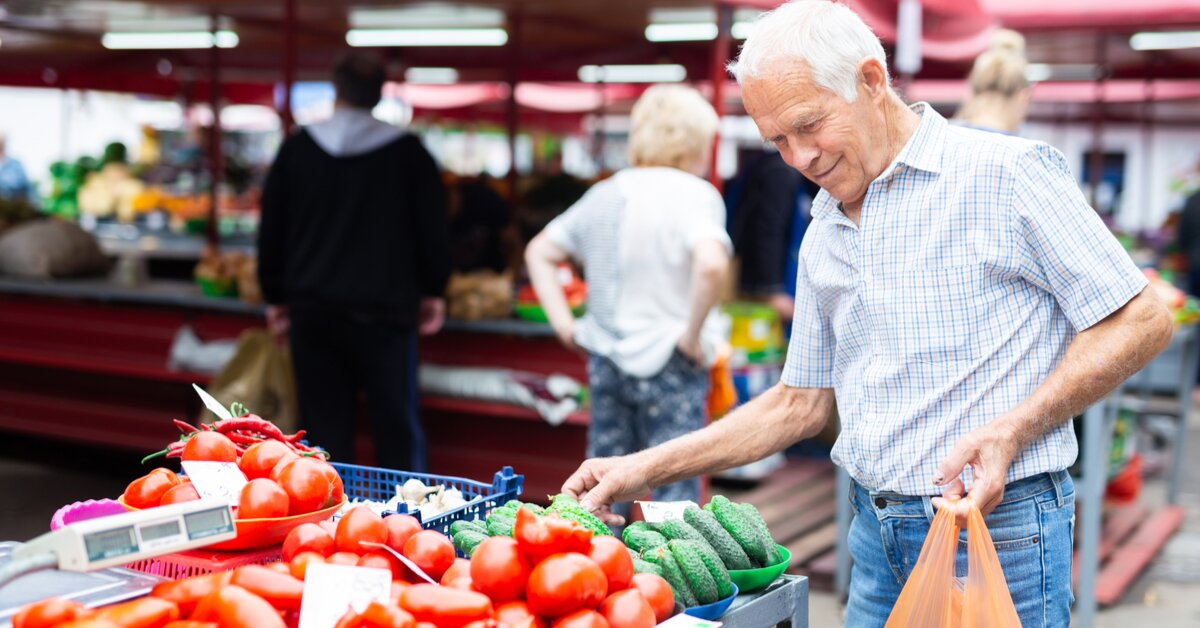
[782,103,1147,495]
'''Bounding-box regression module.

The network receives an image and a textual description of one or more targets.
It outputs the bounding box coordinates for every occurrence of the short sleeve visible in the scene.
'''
[780,247,834,388]
[543,187,599,258]
[684,184,734,255]
[1010,144,1148,332]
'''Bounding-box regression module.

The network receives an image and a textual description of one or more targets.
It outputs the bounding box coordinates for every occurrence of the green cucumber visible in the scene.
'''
[684,505,752,570]
[668,540,720,604]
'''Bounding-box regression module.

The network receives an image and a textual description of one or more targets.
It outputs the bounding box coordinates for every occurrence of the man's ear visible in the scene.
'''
[858,57,890,102]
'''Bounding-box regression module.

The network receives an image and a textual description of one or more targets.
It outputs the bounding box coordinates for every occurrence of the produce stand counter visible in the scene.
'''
[0,278,590,500]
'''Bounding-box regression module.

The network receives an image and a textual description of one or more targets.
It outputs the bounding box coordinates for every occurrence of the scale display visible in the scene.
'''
[83,527,137,563]
[184,507,233,541]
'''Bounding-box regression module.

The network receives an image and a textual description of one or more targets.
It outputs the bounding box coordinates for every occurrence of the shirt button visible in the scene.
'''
[874,497,887,509]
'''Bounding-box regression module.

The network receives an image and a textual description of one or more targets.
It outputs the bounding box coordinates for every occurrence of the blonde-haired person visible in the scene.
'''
[524,84,733,517]
[954,29,1030,134]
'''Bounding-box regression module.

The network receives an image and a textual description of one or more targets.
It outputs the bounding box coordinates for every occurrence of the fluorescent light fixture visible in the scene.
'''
[731,22,753,39]
[1130,30,1200,51]
[101,30,238,50]
[645,23,718,42]
[1025,63,1100,82]
[405,67,459,84]
[346,28,507,47]
[349,6,504,29]
[578,64,687,83]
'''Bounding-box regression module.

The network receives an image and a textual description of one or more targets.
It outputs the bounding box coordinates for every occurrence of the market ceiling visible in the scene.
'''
[0,0,1198,101]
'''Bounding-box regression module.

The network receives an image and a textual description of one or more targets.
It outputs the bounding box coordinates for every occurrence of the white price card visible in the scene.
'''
[658,614,722,628]
[298,563,391,628]
[636,500,697,524]
[180,461,248,504]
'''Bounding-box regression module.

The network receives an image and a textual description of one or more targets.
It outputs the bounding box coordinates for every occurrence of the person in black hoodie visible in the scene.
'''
[257,53,451,471]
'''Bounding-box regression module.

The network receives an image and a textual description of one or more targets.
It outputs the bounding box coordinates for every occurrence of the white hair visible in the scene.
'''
[627,84,718,170]
[728,0,889,102]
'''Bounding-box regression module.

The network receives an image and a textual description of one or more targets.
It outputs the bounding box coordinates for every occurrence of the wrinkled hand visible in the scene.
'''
[676,334,704,366]
[932,419,1022,527]
[561,455,652,526]
[266,305,290,336]
[418,297,446,336]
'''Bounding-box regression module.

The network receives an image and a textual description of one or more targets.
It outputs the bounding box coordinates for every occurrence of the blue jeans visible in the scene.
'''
[846,470,1075,627]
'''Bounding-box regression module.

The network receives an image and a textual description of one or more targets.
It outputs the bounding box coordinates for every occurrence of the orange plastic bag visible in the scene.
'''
[885,500,1021,628]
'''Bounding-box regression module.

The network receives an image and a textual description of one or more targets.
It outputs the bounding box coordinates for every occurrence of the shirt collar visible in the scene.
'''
[809,101,945,221]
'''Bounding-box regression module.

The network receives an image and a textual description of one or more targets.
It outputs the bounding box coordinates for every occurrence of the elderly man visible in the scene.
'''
[561,1,1173,624]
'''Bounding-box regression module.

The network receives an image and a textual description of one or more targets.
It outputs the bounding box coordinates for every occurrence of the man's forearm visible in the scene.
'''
[630,383,833,489]
[994,288,1173,449]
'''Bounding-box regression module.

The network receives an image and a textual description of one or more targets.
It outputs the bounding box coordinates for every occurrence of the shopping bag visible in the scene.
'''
[885,499,1021,628]
[707,346,737,419]
[207,329,299,433]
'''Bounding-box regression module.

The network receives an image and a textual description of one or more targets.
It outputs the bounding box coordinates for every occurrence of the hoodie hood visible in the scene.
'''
[305,107,406,157]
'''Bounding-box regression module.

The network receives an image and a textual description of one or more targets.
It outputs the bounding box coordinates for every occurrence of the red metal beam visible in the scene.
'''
[280,0,296,135]
[710,3,733,191]
[207,15,223,248]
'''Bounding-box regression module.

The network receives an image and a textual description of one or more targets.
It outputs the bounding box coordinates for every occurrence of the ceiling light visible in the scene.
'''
[348,6,504,29]
[1130,30,1200,51]
[645,23,718,42]
[1025,63,1100,82]
[346,28,507,47]
[101,30,238,50]
[405,67,459,84]
[578,64,687,83]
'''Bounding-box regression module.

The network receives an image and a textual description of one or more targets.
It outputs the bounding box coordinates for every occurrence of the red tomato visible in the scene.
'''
[159,483,200,506]
[628,574,674,623]
[211,585,286,628]
[402,530,455,581]
[327,552,360,566]
[470,537,532,603]
[163,623,218,628]
[447,577,474,590]
[551,610,609,628]
[495,601,547,628]
[440,558,472,585]
[587,537,634,593]
[384,514,423,553]
[12,598,87,628]
[270,457,298,482]
[237,479,289,519]
[266,562,293,576]
[181,432,238,463]
[598,590,655,628]
[150,573,231,617]
[358,551,405,580]
[238,441,298,480]
[526,553,608,618]
[398,584,492,628]
[513,509,592,564]
[289,551,326,580]
[229,565,304,611]
[361,601,416,628]
[91,597,180,628]
[389,581,412,604]
[282,523,336,561]
[278,458,339,515]
[123,468,181,509]
[318,520,338,536]
[336,507,388,553]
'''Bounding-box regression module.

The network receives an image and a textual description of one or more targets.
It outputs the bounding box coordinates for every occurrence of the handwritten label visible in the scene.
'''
[636,500,697,524]
[180,461,248,504]
[298,563,391,628]
[658,614,722,628]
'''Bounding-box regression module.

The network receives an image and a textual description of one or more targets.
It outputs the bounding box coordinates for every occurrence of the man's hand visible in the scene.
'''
[419,297,446,336]
[561,455,653,526]
[676,333,704,366]
[266,305,290,336]
[932,419,1022,526]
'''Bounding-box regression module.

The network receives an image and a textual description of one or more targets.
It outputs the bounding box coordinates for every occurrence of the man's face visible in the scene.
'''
[742,63,890,208]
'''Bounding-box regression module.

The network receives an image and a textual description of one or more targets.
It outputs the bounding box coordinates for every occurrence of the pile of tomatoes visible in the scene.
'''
[122,433,344,519]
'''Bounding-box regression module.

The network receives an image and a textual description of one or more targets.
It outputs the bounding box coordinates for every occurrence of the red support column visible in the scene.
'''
[505,9,523,206]
[207,15,223,248]
[709,3,732,192]
[281,0,296,135]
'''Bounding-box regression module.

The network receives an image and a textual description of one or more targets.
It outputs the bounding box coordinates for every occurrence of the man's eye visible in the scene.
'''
[800,121,820,133]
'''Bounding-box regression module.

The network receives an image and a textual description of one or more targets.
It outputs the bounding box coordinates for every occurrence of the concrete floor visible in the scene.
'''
[2,417,1200,626]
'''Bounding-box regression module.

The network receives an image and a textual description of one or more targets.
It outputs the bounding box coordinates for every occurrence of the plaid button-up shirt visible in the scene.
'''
[782,103,1147,495]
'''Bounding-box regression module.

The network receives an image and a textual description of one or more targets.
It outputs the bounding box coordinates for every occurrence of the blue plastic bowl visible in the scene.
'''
[684,584,739,620]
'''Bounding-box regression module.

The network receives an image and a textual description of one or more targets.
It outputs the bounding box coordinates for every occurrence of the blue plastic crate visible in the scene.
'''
[329,463,523,537]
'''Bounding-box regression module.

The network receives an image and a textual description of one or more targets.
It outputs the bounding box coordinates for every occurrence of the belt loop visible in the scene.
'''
[921,496,935,523]
[1050,471,1066,508]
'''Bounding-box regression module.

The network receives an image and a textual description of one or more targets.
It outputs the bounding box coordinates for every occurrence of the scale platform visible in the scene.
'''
[0,541,162,626]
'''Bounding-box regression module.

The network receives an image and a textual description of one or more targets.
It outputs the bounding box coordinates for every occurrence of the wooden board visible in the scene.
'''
[1094,506,1186,606]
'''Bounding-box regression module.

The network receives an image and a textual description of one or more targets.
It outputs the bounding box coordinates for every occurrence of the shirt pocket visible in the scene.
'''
[872,264,984,364]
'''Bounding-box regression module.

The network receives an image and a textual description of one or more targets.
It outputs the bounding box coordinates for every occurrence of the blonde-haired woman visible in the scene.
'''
[954,29,1030,134]
[525,85,732,515]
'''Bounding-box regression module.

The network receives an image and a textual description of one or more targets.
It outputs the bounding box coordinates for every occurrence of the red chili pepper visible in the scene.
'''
[225,432,264,447]
[173,419,199,434]
[213,418,286,442]
[285,430,306,443]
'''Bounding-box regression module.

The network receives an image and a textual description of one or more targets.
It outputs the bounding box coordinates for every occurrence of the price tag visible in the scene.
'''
[636,500,697,524]
[657,614,722,628]
[298,563,391,628]
[181,461,248,504]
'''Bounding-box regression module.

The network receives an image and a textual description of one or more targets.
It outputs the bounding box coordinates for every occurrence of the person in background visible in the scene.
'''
[1177,171,1200,402]
[953,29,1031,135]
[0,132,37,204]
[524,85,732,517]
[257,52,451,471]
